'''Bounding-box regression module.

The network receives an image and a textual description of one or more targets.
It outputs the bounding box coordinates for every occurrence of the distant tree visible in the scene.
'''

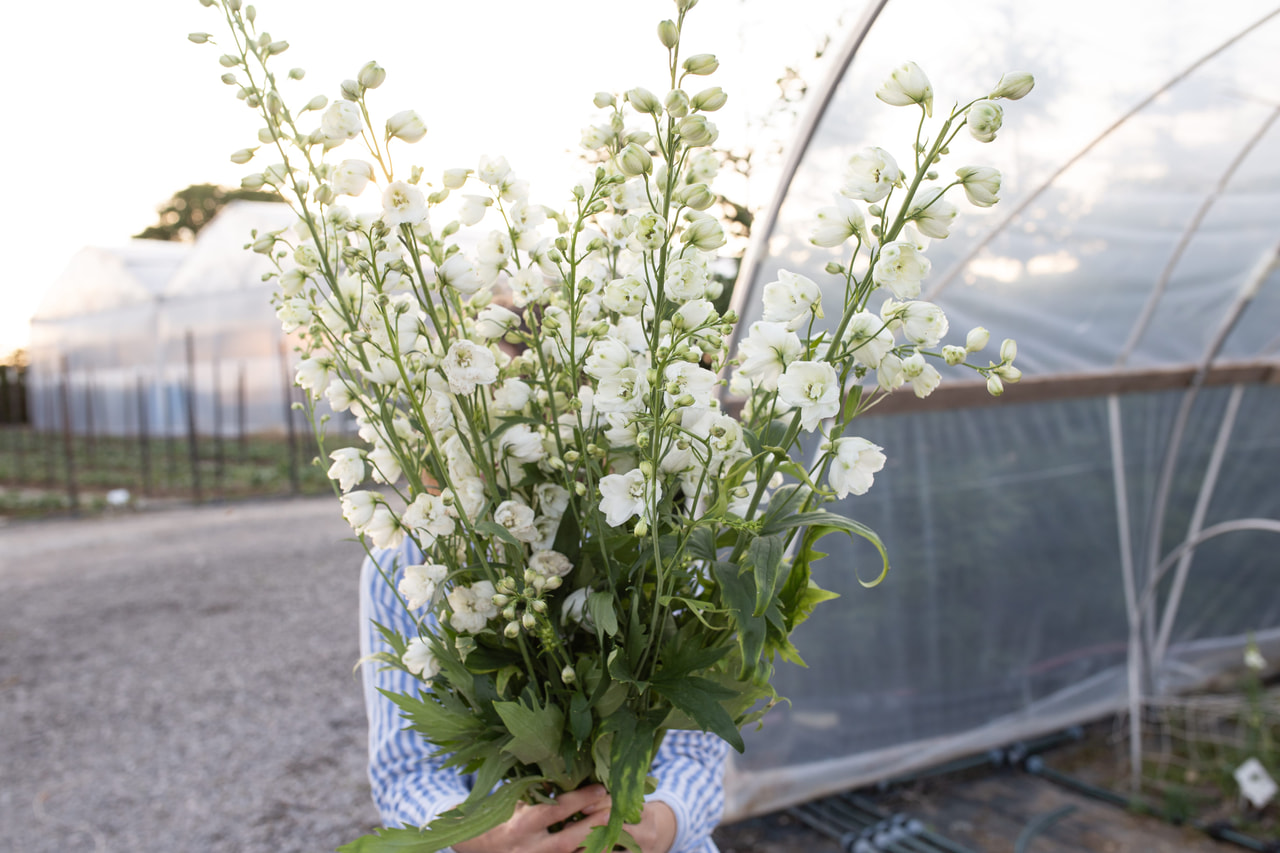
[134,183,282,243]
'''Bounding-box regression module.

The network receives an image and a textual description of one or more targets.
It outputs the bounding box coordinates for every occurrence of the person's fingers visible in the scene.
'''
[544,806,611,853]
[533,784,610,827]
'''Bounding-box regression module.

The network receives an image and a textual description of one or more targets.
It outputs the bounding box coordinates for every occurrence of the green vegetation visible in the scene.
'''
[0,427,358,518]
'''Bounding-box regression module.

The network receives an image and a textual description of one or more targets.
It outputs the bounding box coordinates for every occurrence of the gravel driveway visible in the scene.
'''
[0,498,381,853]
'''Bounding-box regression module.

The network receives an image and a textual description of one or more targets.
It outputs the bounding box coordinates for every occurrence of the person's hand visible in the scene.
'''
[450,786,677,853]
[451,784,609,853]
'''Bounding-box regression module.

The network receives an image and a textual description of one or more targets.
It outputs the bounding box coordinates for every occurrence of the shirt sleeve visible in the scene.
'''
[358,539,471,829]
[646,728,730,853]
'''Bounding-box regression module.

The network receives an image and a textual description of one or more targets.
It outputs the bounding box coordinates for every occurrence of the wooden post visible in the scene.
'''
[137,374,152,497]
[83,370,96,467]
[237,364,247,461]
[212,353,224,497]
[42,379,56,489]
[278,339,299,495]
[185,331,203,503]
[59,357,79,512]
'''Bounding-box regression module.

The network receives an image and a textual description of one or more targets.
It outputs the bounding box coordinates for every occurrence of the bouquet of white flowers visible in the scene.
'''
[191,1,1030,850]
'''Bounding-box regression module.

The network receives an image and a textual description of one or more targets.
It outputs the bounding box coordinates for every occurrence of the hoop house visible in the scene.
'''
[724,0,1280,820]
[27,202,300,437]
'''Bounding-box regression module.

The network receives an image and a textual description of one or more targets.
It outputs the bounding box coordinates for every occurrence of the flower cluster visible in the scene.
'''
[193,4,1030,851]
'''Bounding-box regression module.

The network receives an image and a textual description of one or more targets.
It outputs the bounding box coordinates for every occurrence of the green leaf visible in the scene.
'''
[474,520,521,547]
[336,774,547,853]
[493,699,563,766]
[569,693,592,744]
[586,590,620,637]
[710,559,766,677]
[383,689,485,743]
[650,674,744,752]
[765,510,890,588]
[746,533,786,618]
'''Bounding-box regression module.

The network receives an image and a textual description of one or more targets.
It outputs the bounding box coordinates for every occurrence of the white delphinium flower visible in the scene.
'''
[602,274,649,315]
[320,100,363,140]
[595,368,650,414]
[447,581,499,633]
[584,336,633,380]
[826,437,887,499]
[437,254,485,295]
[955,166,1002,208]
[382,181,429,227]
[446,476,487,523]
[777,361,841,431]
[276,298,311,333]
[366,442,403,485]
[633,212,667,250]
[535,483,571,519]
[295,352,333,397]
[599,468,661,527]
[876,61,934,116]
[327,447,364,491]
[562,588,593,629]
[872,241,931,299]
[529,550,573,578]
[842,312,896,369]
[442,167,470,189]
[990,71,1035,101]
[477,229,514,270]
[324,377,359,413]
[665,258,710,302]
[900,352,942,398]
[278,267,309,298]
[476,154,511,186]
[332,159,374,196]
[342,490,377,529]
[877,353,905,392]
[474,304,521,340]
[1245,643,1268,672]
[385,109,427,143]
[441,340,499,394]
[614,316,650,354]
[494,499,540,543]
[497,424,545,469]
[762,270,823,331]
[887,300,950,347]
[966,100,1004,143]
[365,505,405,549]
[361,355,402,386]
[458,194,491,227]
[736,321,803,392]
[906,187,958,239]
[841,147,902,203]
[510,267,546,307]
[664,362,718,409]
[682,214,725,251]
[401,493,455,545]
[811,195,868,248]
[402,637,440,679]
[492,379,533,413]
[398,563,448,610]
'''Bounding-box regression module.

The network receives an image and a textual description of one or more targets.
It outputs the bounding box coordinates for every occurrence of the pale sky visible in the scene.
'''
[0,0,850,356]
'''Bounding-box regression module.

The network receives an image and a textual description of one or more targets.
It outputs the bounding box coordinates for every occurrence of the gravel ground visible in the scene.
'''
[0,498,381,853]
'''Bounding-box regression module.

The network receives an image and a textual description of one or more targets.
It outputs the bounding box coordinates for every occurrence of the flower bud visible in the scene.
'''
[288,67,306,80]
[942,345,966,366]
[544,575,563,591]
[634,519,649,537]
[530,599,547,614]
[386,110,427,143]
[1000,338,1017,362]
[358,61,386,89]
[503,604,518,621]
[676,0,698,11]
[664,88,690,118]
[995,364,1022,382]
[220,72,237,85]
[188,32,212,44]
[626,87,661,115]
[561,665,576,685]
[639,460,654,479]
[990,71,1035,101]
[674,182,714,211]
[442,168,470,189]
[241,173,266,190]
[658,20,679,48]
[230,147,257,165]
[986,374,1004,396]
[682,215,725,250]
[522,611,537,630]
[682,53,719,76]
[340,79,362,101]
[966,326,990,352]
[825,261,845,275]
[966,100,1004,143]
[691,87,727,111]
[218,54,240,68]
[616,142,653,177]
[492,593,511,607]
[504,621,521,638]
[266,40,289,55]
[677,115,717,147]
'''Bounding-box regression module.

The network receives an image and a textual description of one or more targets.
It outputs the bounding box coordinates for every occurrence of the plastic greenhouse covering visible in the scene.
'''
[722,0,1280,819]
[27,202,303,437]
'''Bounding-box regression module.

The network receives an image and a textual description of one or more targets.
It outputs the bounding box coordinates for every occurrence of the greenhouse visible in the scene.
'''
[722,0,1280,820]
[26,201,301,438]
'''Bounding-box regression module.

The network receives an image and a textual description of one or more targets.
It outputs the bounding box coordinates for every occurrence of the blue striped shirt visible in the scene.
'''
[358,538,728,853]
